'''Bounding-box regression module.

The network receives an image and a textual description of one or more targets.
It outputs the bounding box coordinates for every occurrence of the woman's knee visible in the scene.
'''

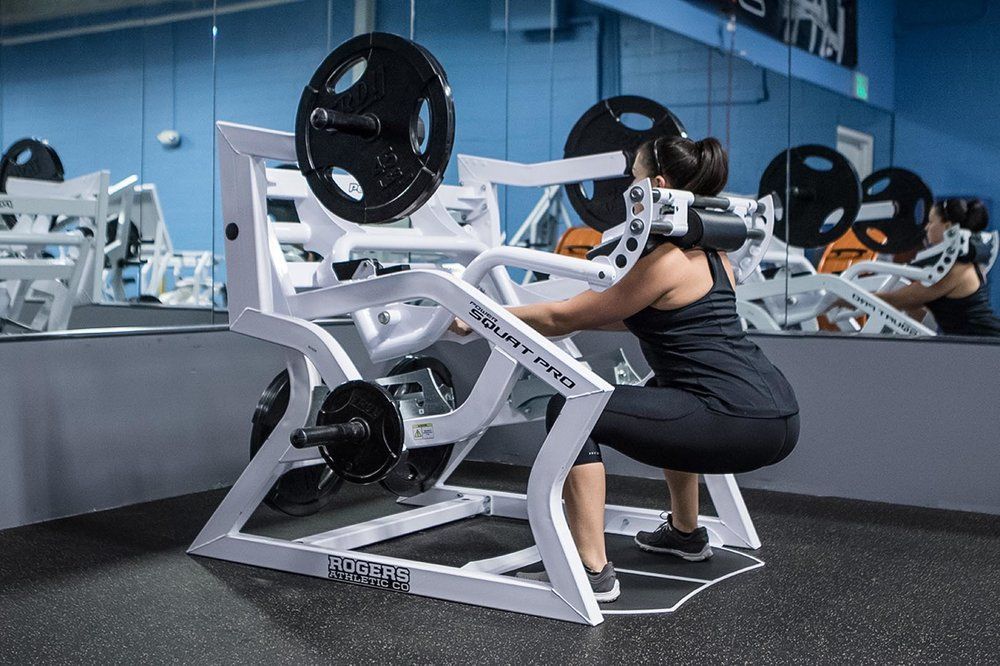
[546,394,603,466]
[545,394,566,432]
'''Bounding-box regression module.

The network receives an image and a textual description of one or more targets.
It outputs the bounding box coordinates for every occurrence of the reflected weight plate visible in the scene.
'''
[856,167,933,254]
[295,32,455,225]
[563,96,687,232]
[249,371,343,516]
[378,355,457,497]
[759,144,861,248]
[0,138,65,229]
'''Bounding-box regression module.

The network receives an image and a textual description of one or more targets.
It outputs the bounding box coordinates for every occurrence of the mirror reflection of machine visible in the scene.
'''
[0,138,221,331]
[735,145,998,336]
[129,184,221,308]
[0,139,105,331]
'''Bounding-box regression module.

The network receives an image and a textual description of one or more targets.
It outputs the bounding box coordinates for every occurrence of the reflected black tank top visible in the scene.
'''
[623,250,799,418]
[926,266,1000,337]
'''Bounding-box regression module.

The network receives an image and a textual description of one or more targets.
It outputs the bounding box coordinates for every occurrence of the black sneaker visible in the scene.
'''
[516,561,621,603]
[634,513,713,561]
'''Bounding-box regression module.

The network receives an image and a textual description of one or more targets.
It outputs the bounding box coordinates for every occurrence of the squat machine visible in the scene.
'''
[192,33,775,625]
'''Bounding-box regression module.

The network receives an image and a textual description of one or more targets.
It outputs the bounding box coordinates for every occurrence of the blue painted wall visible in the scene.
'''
[0,0,897,255]
[6,0,996,317]
[616,12,893,196]
[591,0,897,111]
[853,0,897,111]
[789,76,894,169]
[0,0,601,250]
[894,0,1000,199]
[618,14,785,195]
[893,0,1000,310]
[1,17,216,251]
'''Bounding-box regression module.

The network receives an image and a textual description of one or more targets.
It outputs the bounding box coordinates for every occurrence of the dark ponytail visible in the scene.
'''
[635,136,729,196]
[935,198,990,232]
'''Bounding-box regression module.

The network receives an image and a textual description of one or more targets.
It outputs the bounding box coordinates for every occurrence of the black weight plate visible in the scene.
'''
[0,138,64,190]
[759,144,861,248]
[379,355,457,497]
[250,371,344,516]
[317,380,405,484]
[0,138,65,229]
[563,96,687,232]
[856,167,933,254]
[295,32,455,225]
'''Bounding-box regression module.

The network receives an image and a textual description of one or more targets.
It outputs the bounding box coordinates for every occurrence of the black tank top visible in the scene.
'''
[926,265,1000,337]
[623,249,799,418]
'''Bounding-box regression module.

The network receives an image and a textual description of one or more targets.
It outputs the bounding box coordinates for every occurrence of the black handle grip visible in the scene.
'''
[691,195,731,210]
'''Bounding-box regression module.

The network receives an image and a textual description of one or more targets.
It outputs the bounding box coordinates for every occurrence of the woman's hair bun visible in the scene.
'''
[941,198,989,232]
[964,199,989,232]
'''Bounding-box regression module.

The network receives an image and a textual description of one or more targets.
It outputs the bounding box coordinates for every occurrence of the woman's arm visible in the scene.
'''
[877,278,953,311]
[508,249,684,336]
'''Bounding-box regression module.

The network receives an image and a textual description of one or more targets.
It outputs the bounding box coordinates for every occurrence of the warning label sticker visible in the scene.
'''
[412,423,435,441]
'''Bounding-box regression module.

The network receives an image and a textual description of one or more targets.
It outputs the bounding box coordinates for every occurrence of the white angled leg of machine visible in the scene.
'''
[703,474,761,548]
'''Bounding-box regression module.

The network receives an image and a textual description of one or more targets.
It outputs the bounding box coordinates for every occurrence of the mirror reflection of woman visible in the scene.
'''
[877,199,1000,337]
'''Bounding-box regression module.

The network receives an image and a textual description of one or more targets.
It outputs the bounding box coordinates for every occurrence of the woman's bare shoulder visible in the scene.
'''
[945,261,982,296]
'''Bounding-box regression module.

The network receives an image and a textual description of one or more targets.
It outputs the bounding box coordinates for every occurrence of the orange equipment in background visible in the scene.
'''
[553,226,603,260]
[817,228,883,274]
[816,228,887,330]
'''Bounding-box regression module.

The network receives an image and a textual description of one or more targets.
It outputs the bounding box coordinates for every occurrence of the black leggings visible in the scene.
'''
[546,385,799,475]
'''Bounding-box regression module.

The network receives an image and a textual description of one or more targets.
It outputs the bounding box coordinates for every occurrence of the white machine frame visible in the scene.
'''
[100,175,142,302]
[153,250,218,306]
[0,172,108,330]
[133,183,176,298]
[25,172,144,306]
[130,183,219,307]
[191,121,773,625]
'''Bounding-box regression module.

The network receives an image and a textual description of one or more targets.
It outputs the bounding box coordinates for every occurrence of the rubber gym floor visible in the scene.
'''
[2,461,997,664]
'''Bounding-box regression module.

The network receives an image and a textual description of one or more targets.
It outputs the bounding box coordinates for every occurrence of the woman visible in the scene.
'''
[452,136,799,602]
[877,199,1000,337]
